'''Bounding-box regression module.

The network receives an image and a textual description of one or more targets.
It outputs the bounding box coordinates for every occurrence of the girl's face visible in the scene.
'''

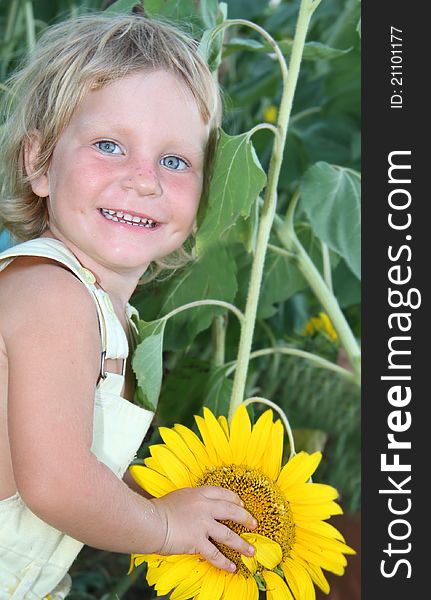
[29,70,210,279]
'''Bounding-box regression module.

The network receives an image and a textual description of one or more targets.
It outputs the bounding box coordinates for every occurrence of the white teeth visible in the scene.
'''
[100,208,158,228]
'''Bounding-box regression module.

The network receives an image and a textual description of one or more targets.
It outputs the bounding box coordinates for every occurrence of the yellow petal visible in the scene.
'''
[170,559,212,600]
[222,570,258,600]
[291,500,343,520]
[159,427,205,479]
[281,556,316,599]
[149,445,194,488]
[195,415,223,465]
[262,418,284,481]
[241,553,257,575]
[203,407,233,463]
[294,518,346,542]
[154,556,201,595]
[276,452,322,493]
[129,464,176,497]
[296,527,356,556]
[246,410,274,468]
[173,423,213,469]
[242,532,282,569]
[300,561,330,595]
[262,570,294,600]
[197,564,226,600]
[229,404,252,464]
[286,483,339,505]
[128,553,151,574]
[218,415,229,438]
[292,542,347,575]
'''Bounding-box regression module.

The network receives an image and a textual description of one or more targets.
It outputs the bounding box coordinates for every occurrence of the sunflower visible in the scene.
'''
[129,404,355,599]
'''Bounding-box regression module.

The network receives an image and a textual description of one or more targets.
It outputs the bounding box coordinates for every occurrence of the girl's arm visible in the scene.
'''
[0,258,256,571]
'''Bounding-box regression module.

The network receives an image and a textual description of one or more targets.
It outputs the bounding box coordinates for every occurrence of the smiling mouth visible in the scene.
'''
[99,208,159,229]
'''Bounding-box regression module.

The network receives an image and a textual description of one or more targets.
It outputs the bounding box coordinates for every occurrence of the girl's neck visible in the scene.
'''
[40,230,144,310]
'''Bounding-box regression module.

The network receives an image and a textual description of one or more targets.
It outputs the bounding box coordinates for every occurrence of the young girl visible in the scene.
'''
[0,13,257,599]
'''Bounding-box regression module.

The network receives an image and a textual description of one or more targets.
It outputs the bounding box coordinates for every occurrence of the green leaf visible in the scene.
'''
[203,366,233,416]
[223,39,351,62]
[133,243,238,349]
[105,0,141,14]
[200,0,227,29]
[226,0,268,20]
[257,225,340,318]
[196,129,267,254]
[280,41,352,61]
[157,358,211,427]
[300,162,361,278]
[143,0,198,20]
[198,4,228,73]
[132,318,166,411]
[333,258,361,308]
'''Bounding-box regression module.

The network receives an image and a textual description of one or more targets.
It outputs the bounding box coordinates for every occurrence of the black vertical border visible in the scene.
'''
[362,2,427,597]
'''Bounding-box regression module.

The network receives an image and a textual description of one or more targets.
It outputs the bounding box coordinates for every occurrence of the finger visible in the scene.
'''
[210,523,256,557]
[200,485,244,506]
[212,501,257,530]
[199,538,237,573]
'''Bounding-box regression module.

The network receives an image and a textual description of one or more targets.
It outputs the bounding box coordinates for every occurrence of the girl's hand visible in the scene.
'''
[150,486,257,572]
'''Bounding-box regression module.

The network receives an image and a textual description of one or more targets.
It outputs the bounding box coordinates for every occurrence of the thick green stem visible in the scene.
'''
[277,195,361,386]
[228,0,319,421]
[212,315,226,366]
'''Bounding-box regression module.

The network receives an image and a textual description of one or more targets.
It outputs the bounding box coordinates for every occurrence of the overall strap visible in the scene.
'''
[0,238,128,378]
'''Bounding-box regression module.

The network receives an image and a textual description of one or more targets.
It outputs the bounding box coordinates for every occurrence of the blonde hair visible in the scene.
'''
[0,12,222,280]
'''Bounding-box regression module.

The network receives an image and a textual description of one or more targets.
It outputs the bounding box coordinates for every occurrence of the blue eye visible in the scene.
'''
[160,156,188,170]
[95,140,121,154]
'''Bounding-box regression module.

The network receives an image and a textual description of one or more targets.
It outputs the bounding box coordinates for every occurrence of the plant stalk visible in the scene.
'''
[277,195,361,385]
[228,0,319,421]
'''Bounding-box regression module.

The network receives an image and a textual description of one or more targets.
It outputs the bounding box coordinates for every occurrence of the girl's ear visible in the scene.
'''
[23,130,49,198]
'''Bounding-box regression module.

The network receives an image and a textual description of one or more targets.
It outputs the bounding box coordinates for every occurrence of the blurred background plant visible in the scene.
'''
[0,0,361,597]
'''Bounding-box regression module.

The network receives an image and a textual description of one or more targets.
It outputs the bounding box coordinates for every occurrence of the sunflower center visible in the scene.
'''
[196,464,295,576]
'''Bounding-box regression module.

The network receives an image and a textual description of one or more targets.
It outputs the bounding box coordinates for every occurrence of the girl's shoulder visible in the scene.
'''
[0,249,99,347]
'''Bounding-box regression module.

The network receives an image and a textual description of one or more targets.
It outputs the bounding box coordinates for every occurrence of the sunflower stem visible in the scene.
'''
[162,299,245,326]
[212,314,226,366]
[276,194,362,386]
[228,0,320,421]
[243,396,296,458]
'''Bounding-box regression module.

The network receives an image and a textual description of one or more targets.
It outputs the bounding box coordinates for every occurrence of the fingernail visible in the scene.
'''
[252,519,258,527]
[240,499,245,507]
[248,545,255,555]
[229,563,236,572]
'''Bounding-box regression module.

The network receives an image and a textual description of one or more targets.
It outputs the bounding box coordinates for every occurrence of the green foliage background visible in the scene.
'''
[0,0,361,597]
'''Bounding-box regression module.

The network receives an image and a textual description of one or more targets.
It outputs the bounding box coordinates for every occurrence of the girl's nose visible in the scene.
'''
[121,167,162,197]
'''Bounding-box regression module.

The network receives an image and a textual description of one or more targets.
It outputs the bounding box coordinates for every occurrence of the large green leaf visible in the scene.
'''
[196,129,267,253]
[253,224,339,318]
[157,357,211,427]
[133,243,238,349]
[300,162,360,278]
[132,318,166,411]
[203,366,233,416]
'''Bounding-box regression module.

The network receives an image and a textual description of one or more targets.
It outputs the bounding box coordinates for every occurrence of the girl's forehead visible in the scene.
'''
[60,70,210,148]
